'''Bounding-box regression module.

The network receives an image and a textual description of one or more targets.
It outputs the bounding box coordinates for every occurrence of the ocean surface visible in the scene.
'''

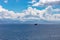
[0,24,60,40]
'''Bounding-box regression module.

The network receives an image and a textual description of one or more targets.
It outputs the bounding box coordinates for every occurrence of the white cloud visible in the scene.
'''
[0,5,60,22]
[4,0,8,4]
[22,6,60,21]
[40,6,60,21]
[40,0,60,3]
[32,0,60,6]
[0,5,18,19]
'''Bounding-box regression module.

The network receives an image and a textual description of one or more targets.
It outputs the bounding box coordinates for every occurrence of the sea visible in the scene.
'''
[0,24,60,40]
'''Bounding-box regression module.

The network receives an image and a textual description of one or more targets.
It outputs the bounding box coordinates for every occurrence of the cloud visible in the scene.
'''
[0,5,19,19]
[22,6,60,21]
[38,6,60,21]
[32,0,60,6]
[17,7,59,22]
[0,5,60,23]
[4,0,8,4]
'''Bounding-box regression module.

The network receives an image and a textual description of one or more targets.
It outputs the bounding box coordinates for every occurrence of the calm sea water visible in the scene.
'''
[0,24,60,40]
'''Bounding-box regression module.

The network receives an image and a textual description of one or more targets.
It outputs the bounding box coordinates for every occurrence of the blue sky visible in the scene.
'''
[0,0,31,12]
[0,0,60,24]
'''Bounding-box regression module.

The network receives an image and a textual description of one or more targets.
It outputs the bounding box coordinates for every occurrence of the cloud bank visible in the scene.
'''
[0,5,60,23]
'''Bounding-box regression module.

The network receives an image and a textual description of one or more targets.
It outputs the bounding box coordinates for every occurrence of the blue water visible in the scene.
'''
[0,24,60,40]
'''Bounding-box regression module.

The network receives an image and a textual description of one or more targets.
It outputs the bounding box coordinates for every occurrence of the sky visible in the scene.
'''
[0,0,60,24]
[0,0,31,12]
